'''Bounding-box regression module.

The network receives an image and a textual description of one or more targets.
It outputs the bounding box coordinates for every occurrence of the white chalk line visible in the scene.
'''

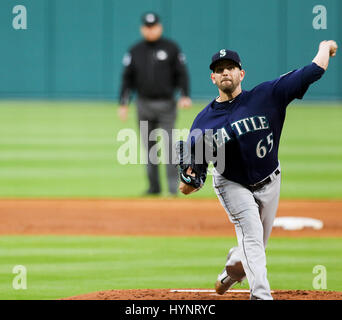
[170,289,249,293]
[170,289,275,294]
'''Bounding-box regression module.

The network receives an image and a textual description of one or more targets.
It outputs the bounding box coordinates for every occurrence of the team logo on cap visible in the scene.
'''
[219,49,226,57]
[146,13,156,24]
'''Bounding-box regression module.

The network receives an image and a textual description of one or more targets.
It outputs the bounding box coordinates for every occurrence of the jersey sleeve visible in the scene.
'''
[271,62,325,106]
[119,51,135,106]
[172,44,190,97]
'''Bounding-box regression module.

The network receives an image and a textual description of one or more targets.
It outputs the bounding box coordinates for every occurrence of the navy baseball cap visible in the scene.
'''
[142,12,160,26]
[210,49,242,71]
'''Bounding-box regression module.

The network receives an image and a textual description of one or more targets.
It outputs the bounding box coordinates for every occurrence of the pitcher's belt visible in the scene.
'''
[245,169,280,192]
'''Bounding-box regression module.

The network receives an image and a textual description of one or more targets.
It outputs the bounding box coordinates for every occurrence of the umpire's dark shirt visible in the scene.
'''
[119,38,190,105]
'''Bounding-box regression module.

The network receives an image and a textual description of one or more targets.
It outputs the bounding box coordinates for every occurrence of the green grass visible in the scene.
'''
[0,100,342,198]
[0,236,341,300]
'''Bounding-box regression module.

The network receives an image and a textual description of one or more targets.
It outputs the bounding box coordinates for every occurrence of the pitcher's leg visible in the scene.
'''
[254,171,281,247]
[213,172,273,299]
[233,208,272,300]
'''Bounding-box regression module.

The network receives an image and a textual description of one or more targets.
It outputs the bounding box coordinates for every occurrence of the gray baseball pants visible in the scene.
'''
[137,97,178,194]
[212,165,281,300]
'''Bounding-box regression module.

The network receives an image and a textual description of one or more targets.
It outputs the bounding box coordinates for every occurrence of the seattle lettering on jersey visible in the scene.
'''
[204,115,270,151]
[231,116,270,137]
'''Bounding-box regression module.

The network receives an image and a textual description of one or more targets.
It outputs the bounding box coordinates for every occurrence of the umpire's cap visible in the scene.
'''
[142,12,160,26]
[210,49,242,71]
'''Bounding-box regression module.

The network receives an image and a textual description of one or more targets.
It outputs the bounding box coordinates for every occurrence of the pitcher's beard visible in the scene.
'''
[219,82,237,95]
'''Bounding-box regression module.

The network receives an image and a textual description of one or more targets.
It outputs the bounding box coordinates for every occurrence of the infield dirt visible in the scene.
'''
[1,198,342,237]
[61,288,342,300]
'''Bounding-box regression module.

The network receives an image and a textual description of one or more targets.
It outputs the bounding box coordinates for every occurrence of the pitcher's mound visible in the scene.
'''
[61,288,342,300]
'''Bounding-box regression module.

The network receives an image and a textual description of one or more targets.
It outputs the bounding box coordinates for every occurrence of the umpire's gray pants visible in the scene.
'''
[212,166,281,300]
[137,97,178,194]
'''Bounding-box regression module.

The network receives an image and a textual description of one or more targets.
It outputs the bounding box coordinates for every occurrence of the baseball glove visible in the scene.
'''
[175,140,207,189]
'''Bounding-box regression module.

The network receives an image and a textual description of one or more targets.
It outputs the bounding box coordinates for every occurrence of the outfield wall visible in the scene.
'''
[0,0,341,101]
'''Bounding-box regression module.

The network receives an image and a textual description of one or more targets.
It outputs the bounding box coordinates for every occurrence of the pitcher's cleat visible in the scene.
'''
[215,268,239,295]
[215,247,245,295]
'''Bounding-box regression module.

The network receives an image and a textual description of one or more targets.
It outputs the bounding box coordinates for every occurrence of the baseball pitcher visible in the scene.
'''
[176,40,338,300]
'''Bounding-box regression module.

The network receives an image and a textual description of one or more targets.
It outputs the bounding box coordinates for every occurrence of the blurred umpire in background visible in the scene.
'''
[118,12,192,196]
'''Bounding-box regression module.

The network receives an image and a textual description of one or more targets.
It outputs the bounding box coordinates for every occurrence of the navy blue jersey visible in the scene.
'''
[188,62,325,185]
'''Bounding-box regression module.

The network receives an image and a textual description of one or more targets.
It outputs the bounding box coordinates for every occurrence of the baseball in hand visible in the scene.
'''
[321,40,338,57]
[328,40,338,57]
